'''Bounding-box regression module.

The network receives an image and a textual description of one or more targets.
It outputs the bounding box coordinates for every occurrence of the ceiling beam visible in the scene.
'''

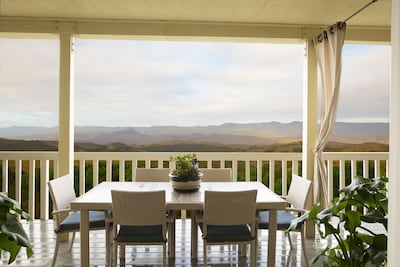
[0,17,390,43]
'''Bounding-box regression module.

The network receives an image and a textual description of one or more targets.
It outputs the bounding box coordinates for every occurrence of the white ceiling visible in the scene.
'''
[0,0,391,28]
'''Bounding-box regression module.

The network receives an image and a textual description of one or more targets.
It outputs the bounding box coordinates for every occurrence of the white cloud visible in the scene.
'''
[0,39,391,127]
[336,44,390,122]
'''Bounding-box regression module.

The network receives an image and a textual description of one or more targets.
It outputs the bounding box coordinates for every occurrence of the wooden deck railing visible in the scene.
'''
[0,151,389,219]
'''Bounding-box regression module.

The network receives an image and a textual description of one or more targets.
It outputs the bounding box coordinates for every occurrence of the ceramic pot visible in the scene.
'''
[169,172,203,192]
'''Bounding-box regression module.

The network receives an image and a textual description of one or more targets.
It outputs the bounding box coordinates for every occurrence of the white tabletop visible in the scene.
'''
[70,181,287,211]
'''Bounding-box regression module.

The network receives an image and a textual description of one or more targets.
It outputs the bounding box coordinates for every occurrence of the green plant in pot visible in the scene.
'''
[288,176,387,267]
[0,192,33,264]
[169,153,203,192]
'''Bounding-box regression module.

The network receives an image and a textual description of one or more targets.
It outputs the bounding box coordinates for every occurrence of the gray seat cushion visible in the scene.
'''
[200,224,252,242]
[56,210,106,233]
[258,210,300,230]
[116,225,165,243]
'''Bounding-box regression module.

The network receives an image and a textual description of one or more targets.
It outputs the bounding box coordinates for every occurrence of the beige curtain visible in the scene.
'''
[313,22,346,207]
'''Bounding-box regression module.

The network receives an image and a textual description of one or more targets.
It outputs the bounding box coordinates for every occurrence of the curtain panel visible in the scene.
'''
[313,22,346,208]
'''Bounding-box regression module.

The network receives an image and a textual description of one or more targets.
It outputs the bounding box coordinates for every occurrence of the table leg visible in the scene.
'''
[168,210,176,258]
[267,209,277,267]
[191,211,198,259]
[80,209,90,267]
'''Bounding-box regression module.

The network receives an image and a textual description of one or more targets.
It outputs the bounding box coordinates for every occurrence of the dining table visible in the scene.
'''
[70,181,287,267]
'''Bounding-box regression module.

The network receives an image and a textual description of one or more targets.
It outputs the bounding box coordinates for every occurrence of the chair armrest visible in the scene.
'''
[285,207,308,214]
[105,211,113,225]
[166,210,175,223]
[194,210,204,223]
[51,208,71,228]
[52,208,71,216]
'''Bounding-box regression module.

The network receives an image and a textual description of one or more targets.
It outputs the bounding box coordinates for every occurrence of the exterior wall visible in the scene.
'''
[388,0,400,266]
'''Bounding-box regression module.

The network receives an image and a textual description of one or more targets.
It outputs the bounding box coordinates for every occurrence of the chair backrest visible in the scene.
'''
[48,174,76,211]
[135,168,170,182]
[286,174,312,209]
[111,190,166,228]
[200,168,232,182]
[204,190,257,226]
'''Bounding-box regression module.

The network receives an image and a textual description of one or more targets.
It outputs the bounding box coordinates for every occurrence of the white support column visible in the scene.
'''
[302,40,318,237]
[58,34,75,177]
[388,0,400,266]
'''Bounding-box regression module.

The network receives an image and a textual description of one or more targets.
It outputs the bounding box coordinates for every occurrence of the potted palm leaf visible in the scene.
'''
[0,192,33,264]
[288,176,387,267]
[169,153,203,192]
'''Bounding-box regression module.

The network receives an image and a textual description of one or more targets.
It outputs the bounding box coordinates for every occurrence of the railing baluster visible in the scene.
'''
[28,160,36,218]
[79,160,85,195]
[245,160,250,181]
[282,160,287,196]
[40,160,49,220]
[256,160,262,182]
[292,160,298,175]
[132,160,137,181]
[15,160,22,205]
[339,160,346,192]
[363,159,369,178]
[93,160,99,186]
[269,160,275,192]
[351,160,357,180]
[2,159,8,192]
[119,160,125,181]
[385,160,389,177]
[232,160,238,181]
[327,160,333,202]
[106,160,112,182]
[374,160,380,177]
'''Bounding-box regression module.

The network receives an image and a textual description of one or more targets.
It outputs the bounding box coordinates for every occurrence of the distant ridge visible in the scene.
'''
[0,121,389,146]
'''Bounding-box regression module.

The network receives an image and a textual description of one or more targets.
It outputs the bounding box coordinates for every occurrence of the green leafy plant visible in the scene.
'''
[288,176,387,267]
[169,153,200,177]
[0,192,33,264]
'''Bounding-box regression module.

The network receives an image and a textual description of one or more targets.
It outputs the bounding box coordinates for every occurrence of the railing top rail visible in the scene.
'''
[322,152,388,160]
[73,151,303,161]
[0,151,389,161]
[0,151,58,160]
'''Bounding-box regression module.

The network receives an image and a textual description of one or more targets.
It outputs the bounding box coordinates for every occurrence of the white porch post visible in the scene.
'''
[302,40,318,237]
[388,0,400,266]
[58,34,75,177]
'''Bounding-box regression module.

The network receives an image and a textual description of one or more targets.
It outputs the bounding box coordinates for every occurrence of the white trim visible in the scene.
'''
[388,0,400,266]
[0,17,390,43]
[302,40,318,237]
[58,34,75,176]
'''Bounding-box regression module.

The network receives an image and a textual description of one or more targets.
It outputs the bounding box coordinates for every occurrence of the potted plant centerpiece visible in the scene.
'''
[169,153,203,192]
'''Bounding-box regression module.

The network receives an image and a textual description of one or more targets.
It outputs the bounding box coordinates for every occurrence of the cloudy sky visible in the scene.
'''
[0,38,390,128]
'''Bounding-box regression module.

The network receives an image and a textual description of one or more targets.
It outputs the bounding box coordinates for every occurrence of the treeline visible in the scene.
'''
[0,138,389,152]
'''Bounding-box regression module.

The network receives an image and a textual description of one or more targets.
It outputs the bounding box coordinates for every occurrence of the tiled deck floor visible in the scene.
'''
[1,219,329,266]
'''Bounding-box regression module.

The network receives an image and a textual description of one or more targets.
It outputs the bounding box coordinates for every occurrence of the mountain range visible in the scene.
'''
[0,122,389,146]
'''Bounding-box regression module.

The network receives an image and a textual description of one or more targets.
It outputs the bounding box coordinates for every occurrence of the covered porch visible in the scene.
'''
[0,0,399,266]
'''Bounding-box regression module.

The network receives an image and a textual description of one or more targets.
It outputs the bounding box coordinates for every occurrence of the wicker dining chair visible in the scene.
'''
[200,168,232,182]
[258,174,312,266]
[48,174,108,267]
[195,190,258,266]
[135,168,170,182]
[134,168,176,257]
[110,190,170,267]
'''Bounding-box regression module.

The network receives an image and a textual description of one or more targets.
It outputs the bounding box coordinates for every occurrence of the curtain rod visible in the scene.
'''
[343,0,378,23]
